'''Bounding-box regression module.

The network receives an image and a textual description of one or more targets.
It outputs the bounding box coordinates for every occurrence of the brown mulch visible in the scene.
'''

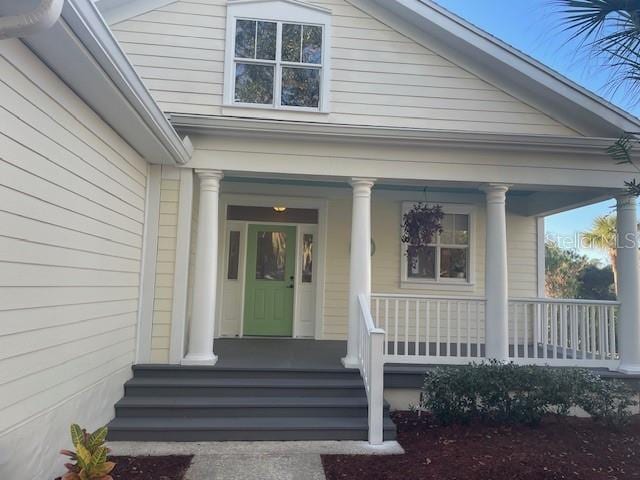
[109,455,192,480]
[55,455,192,480]
[322,412,640,480]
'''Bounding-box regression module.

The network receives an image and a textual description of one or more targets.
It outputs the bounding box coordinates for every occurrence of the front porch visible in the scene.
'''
[176,173,639,373]
[137,166,640,445]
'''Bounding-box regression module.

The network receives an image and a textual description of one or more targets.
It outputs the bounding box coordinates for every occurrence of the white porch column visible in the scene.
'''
[182,169,224,366]
[482,184,510,361]
[343,178,375,368]
[616,195,640,374]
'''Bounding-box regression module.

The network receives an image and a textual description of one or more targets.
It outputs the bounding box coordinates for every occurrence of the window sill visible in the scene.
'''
[222,104,330,120]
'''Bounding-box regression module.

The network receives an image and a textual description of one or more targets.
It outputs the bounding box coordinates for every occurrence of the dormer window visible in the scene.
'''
[224,1,331,112]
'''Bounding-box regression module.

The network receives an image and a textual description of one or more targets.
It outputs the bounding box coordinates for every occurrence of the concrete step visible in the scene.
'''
[124,377,367,398]
[107,416,397,442]
[115,396,390,418]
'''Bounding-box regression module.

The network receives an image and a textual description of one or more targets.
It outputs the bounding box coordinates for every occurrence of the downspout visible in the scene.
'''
[0,0,64,39]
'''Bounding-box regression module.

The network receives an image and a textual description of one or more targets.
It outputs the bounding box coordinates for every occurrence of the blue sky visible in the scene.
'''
[434,0,638,264]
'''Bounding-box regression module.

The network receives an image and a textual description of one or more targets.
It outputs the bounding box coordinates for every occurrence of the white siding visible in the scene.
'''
[110,0,577,136]
[0,39,147,479]
[151,166,181,362]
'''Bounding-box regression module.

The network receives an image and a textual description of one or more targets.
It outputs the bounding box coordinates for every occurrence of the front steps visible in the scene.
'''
[108,365,396,442]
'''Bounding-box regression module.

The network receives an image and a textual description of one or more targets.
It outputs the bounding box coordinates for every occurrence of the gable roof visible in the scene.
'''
[94,0,640,138]
[360,0,640,137]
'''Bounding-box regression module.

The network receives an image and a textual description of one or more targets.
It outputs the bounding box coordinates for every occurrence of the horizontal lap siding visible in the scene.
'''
[111,0,576,135]
[0,40,147,478]
[151,166,181,363]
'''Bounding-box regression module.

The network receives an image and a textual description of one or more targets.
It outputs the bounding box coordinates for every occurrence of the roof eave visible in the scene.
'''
[170,113,633,157]
[17,0,193,164]
[365,0,640,137]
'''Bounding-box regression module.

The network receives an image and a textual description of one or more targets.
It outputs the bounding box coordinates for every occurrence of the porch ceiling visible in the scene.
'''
[220,173,616,217]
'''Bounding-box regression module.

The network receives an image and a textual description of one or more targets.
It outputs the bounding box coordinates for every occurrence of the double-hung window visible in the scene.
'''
[225,1,331,112]
[402,203,474,285]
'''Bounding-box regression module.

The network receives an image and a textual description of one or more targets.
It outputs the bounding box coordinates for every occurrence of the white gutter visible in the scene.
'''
[0,0,64,39]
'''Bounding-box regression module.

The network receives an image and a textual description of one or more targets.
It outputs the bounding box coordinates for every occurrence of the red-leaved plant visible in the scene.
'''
[60,424,115,480]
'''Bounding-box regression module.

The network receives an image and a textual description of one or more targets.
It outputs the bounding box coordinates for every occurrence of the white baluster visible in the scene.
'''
[415,299,420,357]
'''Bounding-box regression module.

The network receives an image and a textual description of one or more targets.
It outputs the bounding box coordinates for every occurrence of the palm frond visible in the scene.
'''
[581,215,618,252]
[624,178,640,195]
[554,0,640,96]
[607,132,635,163]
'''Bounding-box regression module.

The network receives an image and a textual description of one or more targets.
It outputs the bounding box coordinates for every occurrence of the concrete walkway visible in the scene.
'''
[109,441,404,480]
[185,454,325,480]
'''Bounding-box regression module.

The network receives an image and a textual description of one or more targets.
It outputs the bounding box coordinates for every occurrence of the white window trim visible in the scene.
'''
[400,202,476,289]
[224,0,332,113]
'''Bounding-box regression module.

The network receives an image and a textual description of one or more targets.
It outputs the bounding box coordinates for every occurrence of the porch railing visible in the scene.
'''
[371,293,486,364]
[370,293,620,368]
[509,298,619,368]
[360,294,620,444]
[356,293,385,445]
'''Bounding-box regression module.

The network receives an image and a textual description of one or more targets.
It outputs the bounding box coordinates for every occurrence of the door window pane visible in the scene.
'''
[235,63,274,104]
[256,231,287,281]
[407,246,436,279]
[227,231,240,280]
[281,67,320,107]
[302,234,313,283]
[302,25,322,63]
[440,248,468,279]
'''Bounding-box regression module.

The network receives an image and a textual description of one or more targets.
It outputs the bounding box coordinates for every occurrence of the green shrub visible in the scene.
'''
[420,362,637,428]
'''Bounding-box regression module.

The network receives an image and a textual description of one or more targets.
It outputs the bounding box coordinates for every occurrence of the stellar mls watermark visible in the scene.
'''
[545,231,640,251]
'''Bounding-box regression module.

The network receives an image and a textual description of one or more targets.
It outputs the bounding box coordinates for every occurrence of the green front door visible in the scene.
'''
[243,224,296,336]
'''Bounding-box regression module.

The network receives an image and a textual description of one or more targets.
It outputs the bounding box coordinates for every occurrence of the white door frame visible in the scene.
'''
[217,193,328,339]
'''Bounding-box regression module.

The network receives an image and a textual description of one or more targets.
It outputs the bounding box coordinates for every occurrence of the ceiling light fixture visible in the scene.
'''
[273,206,287,213]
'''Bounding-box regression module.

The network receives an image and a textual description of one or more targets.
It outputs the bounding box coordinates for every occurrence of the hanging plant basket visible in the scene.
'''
[402,202,444,265]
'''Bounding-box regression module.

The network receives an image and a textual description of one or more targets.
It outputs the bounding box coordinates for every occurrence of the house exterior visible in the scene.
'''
[2,0,640,477]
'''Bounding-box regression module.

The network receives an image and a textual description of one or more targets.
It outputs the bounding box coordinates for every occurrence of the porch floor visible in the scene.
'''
[214,338,347,370]
[213,338,593,369]
[211,338,639,390]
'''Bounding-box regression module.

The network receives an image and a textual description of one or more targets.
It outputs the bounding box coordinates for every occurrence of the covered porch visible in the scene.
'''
[135,164,640,445]
[178,171,639,375]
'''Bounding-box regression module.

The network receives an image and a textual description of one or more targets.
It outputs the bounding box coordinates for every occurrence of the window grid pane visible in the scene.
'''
[235,19,256,58]
[439,247,468,280]
[407,245,436,279]
[302,25,322,64]
[281,67,320,107]
[282,23,302,62]
[256,21,277,60]
[235,63,274,104]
